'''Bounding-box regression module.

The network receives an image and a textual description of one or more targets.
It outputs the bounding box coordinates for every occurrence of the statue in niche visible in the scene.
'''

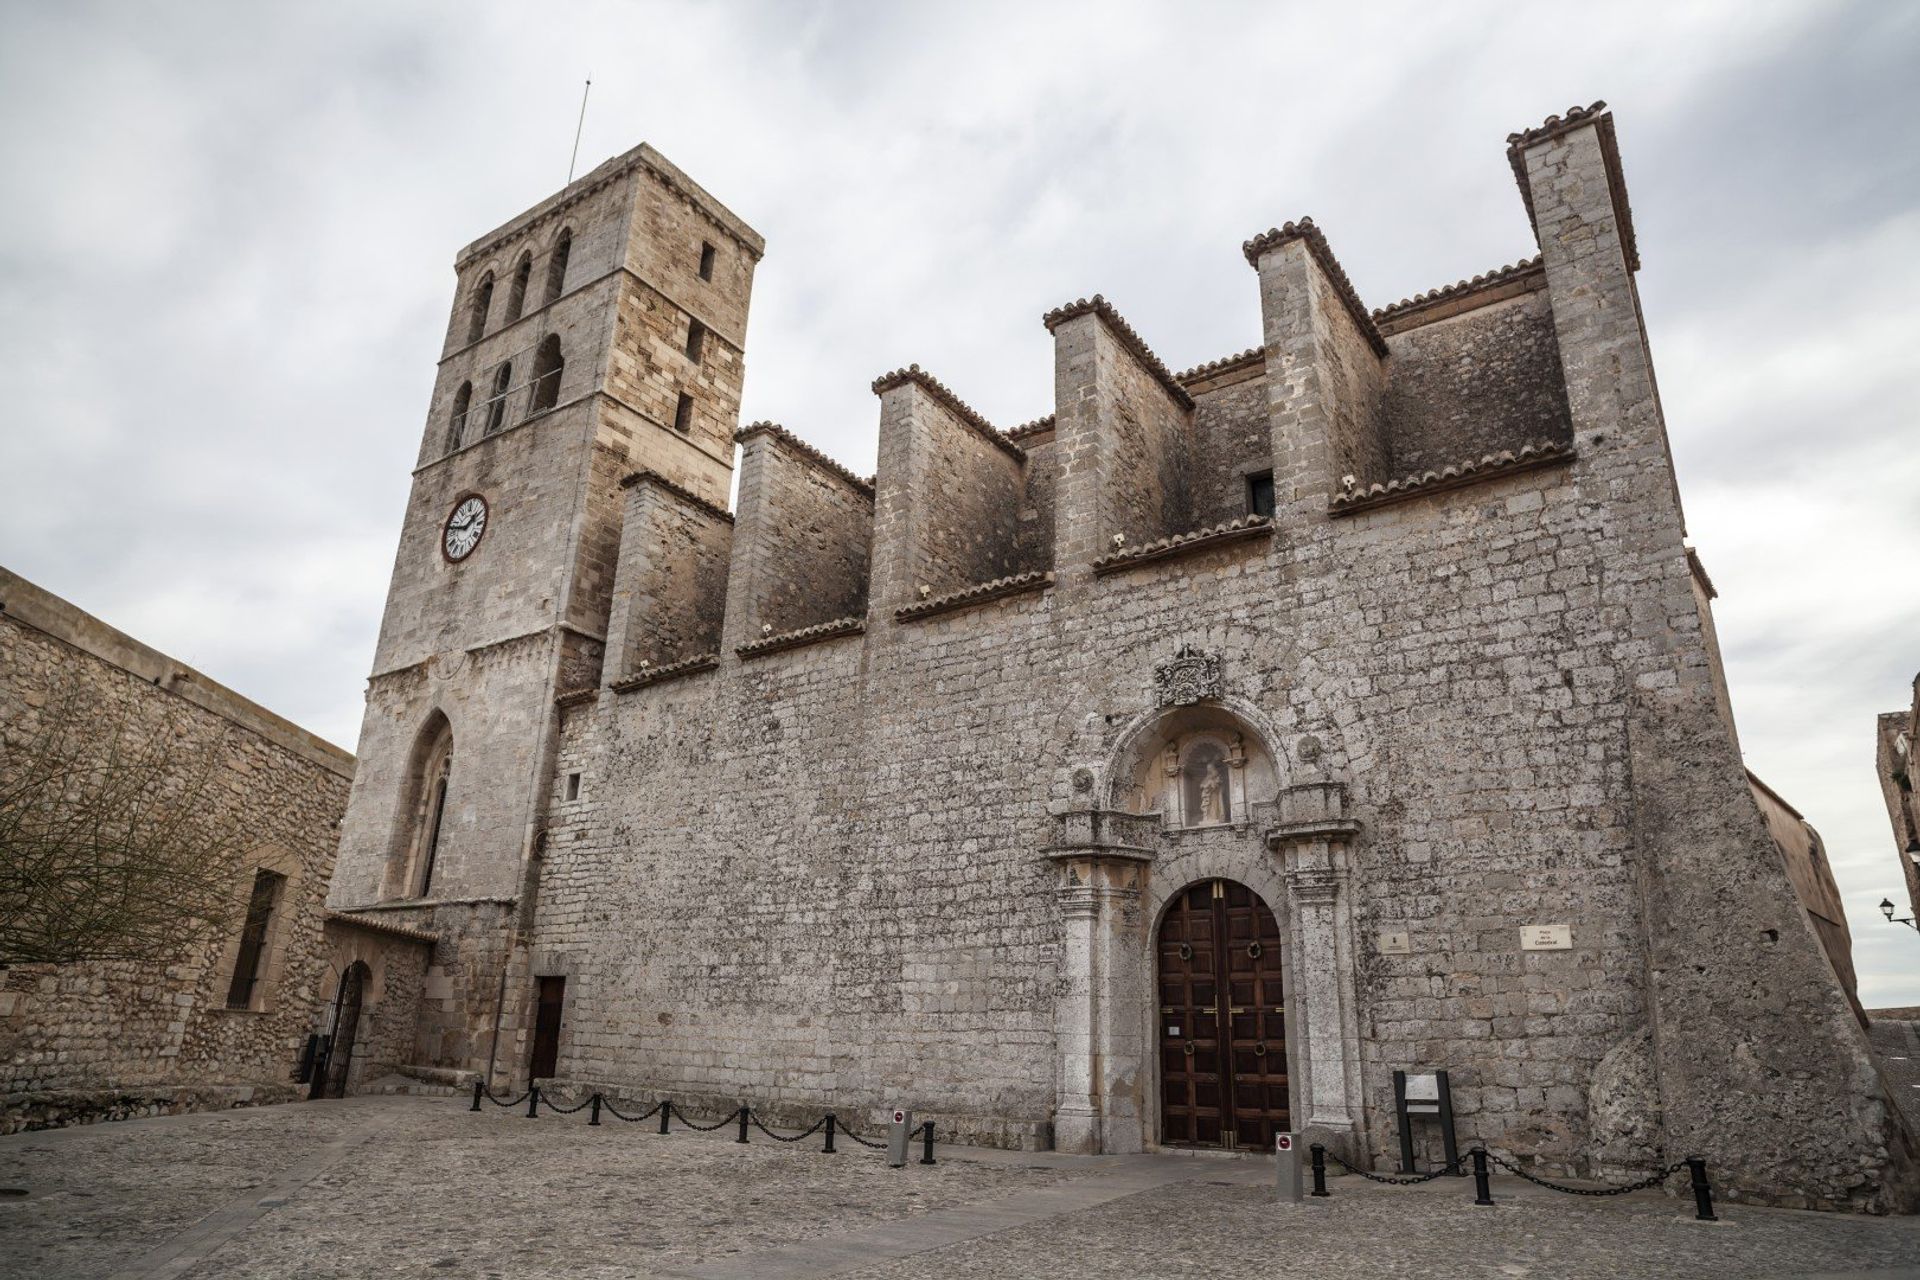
[1182,740,1231,826]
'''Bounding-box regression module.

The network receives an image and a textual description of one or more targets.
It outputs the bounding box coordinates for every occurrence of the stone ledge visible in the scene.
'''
[1041,295,1194,410]
[1091,516,1272,576]
[619,468,735,522]
[896,571,1053,623]
[609,653,719,692]
[871,365,1026,462]
[734,422,875,499]
[1240,219,1389,357]
[1329,441,1575,515]
[736,616,865,658]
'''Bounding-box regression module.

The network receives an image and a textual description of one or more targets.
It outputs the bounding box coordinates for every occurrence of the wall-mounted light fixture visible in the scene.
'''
[1880,898,1918,931]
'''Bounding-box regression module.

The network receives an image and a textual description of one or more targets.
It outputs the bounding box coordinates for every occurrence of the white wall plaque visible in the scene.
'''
[1377,930,1411,955]
[1521,924,1572,951]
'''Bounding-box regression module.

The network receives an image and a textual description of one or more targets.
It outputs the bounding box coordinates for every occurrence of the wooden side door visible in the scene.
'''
[530,976,565,1080]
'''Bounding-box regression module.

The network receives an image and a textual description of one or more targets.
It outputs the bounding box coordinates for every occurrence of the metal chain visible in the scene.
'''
[481,1088,532,1109]
[674,1105,743,1133]
[1481,1151,1689,1197]
[748,1111,829,1143]
[540,1092,594,1115]
[835,1119,889,1150]
[1320,1147,1464,1185]
[600,1097,665,1123]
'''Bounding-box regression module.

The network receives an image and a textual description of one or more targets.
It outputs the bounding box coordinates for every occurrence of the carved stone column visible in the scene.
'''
[1046,807,1156,1155]
[1266,782,1365,1139]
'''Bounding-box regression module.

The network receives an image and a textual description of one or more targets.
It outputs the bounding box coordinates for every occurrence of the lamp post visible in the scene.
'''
[1880,898,1919,931]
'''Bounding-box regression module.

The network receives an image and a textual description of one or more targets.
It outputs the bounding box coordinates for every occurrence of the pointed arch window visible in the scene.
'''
[484,362,513,435]
[530,335,564,414]
[505,252,532,323]
[448,381,472,452]
[390,714,454,901]
[467,272,493,344]
[544,228,572,305]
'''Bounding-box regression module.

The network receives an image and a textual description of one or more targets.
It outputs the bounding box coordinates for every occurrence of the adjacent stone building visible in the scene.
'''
[321,104,1916,1210]
[1878,676,1920,927]
[0,568,404,1131]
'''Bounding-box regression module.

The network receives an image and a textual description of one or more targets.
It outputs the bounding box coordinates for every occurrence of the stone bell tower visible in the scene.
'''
[324,145,763,1079]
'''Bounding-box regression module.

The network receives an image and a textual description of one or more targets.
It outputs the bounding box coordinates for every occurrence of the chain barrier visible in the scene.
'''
[673,1105,743,1133]
[540,1092,595,1115]
[600,1097,665,1123]
[749,1112,829,1143]
[835,1118,889,1150]
[1320,1146,1464,1185]
[479,1086,532,1109]
[1481,1150,1689,1197]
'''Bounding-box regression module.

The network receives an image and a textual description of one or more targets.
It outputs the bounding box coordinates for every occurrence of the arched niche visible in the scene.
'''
[1109,704,1279,830]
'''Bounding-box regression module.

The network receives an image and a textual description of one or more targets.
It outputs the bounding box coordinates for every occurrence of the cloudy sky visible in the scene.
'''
[2,1,1916,1000]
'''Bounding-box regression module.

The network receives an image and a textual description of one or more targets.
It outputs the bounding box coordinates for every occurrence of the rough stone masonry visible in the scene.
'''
[319,103,1918,1211]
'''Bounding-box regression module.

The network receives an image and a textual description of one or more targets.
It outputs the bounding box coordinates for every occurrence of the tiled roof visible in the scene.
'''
[736,615,865,658]
[735,422,875,497]
[554,686,598,709]
[1329,440,1575,515]
[1042,296,1194,410]
[1372,258,1544,327]
[1092,515,1272,575]
[1007,414,1056,440]
[895,571,1053,622]
[871,365,1027,462]
[1175,347,1263,384]
[609,653,720,692]
[1240,219,1388,357]
[618,468,735,522]
[325,910,439,945]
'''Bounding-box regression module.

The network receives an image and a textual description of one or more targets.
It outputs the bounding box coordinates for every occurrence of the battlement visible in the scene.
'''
[596,104,1650,690]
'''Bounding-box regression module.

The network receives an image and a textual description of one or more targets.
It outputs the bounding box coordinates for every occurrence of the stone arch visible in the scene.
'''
[1103,698,1288,823]
[384,710,454,900]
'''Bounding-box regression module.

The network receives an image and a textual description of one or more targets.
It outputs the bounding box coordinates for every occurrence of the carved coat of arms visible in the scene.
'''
[1153,644,1222,706]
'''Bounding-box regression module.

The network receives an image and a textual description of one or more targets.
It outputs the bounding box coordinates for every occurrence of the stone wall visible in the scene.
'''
[0,567,352,1132]
[606,474,733,676]
[726,426,872,640]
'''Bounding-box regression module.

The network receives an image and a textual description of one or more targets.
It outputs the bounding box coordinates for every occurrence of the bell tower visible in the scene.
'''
[325,145,763,1075]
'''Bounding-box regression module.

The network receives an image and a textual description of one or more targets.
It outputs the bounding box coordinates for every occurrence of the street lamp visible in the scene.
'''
[1880,898,1919,931]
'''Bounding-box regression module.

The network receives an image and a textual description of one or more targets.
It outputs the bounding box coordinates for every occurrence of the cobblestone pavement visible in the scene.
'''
[4,1096,1920,1279]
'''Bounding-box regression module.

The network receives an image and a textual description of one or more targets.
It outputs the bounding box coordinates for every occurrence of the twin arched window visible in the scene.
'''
[545,228,571,305]
[464,228,570,348]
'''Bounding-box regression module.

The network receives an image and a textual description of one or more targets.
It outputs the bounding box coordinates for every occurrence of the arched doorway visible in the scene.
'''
[1158,879,1288,1149]
[317,962,369,1099]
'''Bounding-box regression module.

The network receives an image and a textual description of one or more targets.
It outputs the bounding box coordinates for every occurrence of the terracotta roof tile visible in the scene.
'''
[618,468,735,522]
[735,422,875,498]
[1372,258,1544,325]
[1505,101,1639,273]
[895,571,1053,622]
[1092,515,1272,575]
[736,615,865,658]
[609,653,720,692]
[1329,440,1575,515]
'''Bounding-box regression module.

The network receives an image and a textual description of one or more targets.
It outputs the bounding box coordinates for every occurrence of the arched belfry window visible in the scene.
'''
[390,713,454,900]
[448,381,472,452]
[467,272,493,345]
[530,335,563,413]
[484,362,513,435]
[544,228,571,305]
[505,252,532,322]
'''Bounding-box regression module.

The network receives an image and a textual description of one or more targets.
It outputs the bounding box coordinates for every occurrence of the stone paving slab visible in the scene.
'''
[7,1096,1920,1279]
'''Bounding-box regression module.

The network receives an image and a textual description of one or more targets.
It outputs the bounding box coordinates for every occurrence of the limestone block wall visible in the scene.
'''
[1186,363,1272,528]
[1380,283,1573,474]
[725,424,873,643]
[0,568,352,1130]
[606,473,733,677]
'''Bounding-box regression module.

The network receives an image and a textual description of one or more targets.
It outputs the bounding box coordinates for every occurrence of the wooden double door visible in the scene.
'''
[1158,879,1289,1149]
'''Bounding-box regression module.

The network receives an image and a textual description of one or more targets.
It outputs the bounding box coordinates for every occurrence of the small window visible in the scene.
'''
[504,252,532,323]
[467,272,494,345]
[565,772,581,801]
[697,241,716,281]
[485,362,513,435]
[225,870,286,1009]
[448,381,472,452]
[673,392,694,433]
[684,319,706,362]
[530,335,563,413]
[1246,470,1275,519]
[544,228,572,304]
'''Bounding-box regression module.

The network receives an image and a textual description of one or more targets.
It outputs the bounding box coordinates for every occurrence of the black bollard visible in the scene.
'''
[589,1093,602,1126]
[658,1099,671,1134]
[1688,1157,1717,1222]
[919,1121,936,1165]
[1309,1144,1329,1197]
[824,1113,837,1154]
[471,1079,484,1112]
[527,1086,540,1119]
[1471,1149,1494,1206]
[737,1106,750,1144]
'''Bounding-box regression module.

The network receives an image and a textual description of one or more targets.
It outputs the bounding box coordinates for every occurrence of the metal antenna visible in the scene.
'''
[567,77,592,184]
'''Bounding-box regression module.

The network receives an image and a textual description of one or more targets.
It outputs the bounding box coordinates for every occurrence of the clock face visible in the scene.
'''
[443,495,488,561]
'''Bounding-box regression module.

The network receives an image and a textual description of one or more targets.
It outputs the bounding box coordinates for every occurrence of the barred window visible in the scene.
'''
[224,870,286,1010]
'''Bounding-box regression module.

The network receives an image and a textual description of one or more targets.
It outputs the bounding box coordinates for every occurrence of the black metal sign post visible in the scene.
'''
[1393,1069,1460,1175]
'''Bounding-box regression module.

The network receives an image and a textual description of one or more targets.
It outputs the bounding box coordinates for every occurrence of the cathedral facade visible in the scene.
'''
[322,105,1915,1210]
